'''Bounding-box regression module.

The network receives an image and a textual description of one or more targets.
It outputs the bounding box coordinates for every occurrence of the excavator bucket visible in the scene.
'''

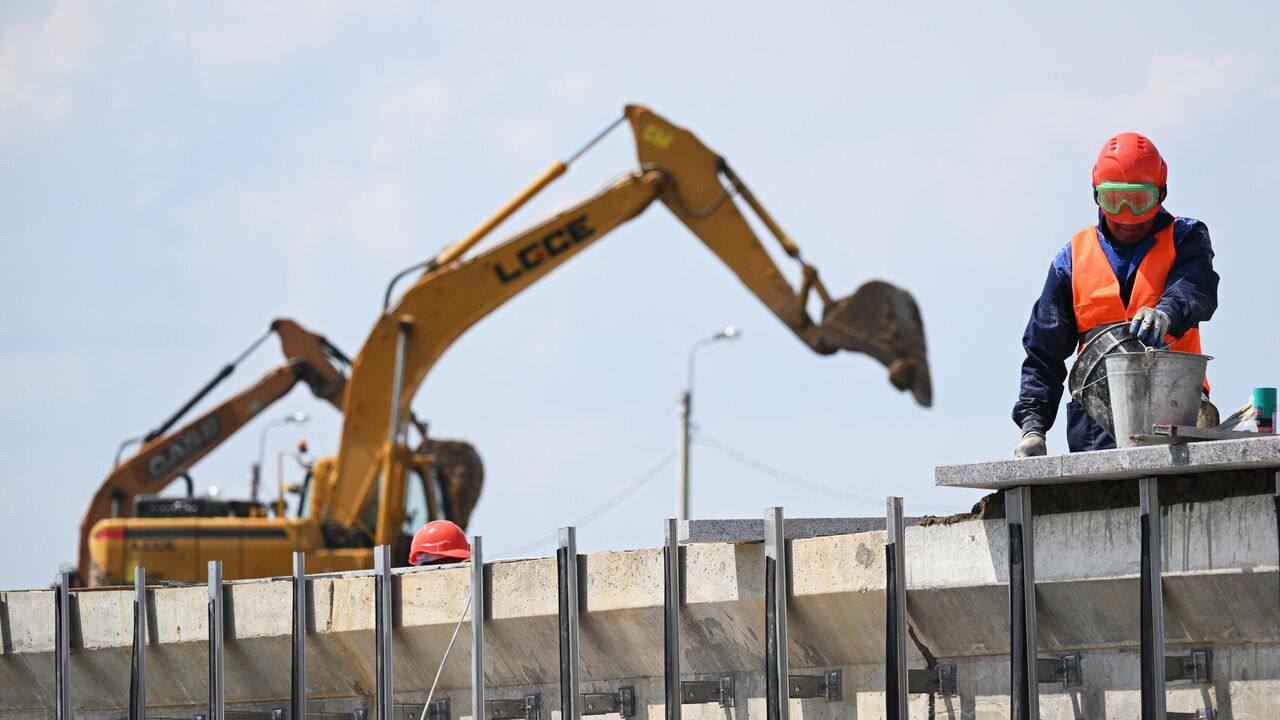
[814,280,932,407]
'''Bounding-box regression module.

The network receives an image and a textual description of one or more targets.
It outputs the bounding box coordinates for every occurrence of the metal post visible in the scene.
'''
[557,527,581,720]
[1139,477,1167,720]
[1273,470,1279,609]
[131,566,148,720]
[54,570,71,720]
[471,536,486,720]
[885,497,908,720]
[378,319,413,536]
[387,319,412,446]
[374,545,394,720]
[676,392,691,521]
[763,507,789,720]
[663,518,682,720]
[207,561,224,720]
[292,552,307,720]
[1006,486,1039,720]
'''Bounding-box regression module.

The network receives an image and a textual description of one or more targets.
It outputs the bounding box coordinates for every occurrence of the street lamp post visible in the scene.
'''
[677,326,740,521]
[252,411,308,502]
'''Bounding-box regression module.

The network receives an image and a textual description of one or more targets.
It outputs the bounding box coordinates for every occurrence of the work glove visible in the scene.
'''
[1129,307,1171,346]
[1012,431,1047,458]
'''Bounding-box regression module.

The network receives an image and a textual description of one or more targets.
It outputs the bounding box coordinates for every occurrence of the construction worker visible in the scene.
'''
[408,519,472,565]
[1013,133,1218,456]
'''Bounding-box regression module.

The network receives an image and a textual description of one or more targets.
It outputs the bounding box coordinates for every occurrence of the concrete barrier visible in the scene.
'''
[7,437,1280,719]
[3,482,1277,720]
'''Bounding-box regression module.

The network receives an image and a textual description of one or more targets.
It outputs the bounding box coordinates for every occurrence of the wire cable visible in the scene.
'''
[696,435,958,514]
[494,450,676,557]
[417,585,472,720]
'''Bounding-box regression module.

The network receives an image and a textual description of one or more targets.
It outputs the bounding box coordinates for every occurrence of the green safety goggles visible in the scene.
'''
[1094,181,1161,217]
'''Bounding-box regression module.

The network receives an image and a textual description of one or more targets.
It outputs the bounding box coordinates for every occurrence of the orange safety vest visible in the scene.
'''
[1070,221,1208,389]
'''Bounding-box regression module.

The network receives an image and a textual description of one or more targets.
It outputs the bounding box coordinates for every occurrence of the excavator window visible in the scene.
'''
[402,470,431,538]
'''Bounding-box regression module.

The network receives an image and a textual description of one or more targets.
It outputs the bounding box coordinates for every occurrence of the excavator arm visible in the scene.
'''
[78,318,348,584]
[318,105,931,537]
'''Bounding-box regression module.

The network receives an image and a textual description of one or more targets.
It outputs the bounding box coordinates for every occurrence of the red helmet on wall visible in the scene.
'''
[1091,132,1167,223]
[409,520,471,565]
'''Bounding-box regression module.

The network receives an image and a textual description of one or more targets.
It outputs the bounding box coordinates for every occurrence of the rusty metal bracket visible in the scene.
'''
[1167,711,1216,720]
[907,664,957,697]
[487,694,540,720]
[1037,653,1083,688]
[397,698,450,720]
[679,675,734,707]
[1166,648,1213,684]
[787,670,841,701]
[581,687,635,717]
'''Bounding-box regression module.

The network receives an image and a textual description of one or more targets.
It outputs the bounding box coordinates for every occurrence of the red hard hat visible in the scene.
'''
[1091,132,1167,223]
[409,520,471,565]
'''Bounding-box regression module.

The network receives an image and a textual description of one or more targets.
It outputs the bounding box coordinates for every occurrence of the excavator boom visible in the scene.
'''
[317,105,931,534]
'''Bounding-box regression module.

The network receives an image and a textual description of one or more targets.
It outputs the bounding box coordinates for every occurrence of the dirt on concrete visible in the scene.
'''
[918,467,1277,525]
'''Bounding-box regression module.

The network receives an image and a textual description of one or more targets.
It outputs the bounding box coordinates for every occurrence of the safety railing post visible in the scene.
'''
[885,498,908,720]
[1139,477,1166,720]
[763,507,789,720]
[1006,486,1038,720]
[292,552,307,720]
[54,569,71,720]
[131,566,147,720]
[374,545,394,720]
[207,560,224,720]
[663,518,682,720]
[557,527,581,720]
[471,536,486,720]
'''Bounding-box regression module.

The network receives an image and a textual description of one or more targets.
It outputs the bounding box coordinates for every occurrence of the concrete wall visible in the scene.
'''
[2,492,1277,719]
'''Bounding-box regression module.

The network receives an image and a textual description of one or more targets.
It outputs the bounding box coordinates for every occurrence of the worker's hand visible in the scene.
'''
[1129,307,1171,346]
[1013,431,1047,458]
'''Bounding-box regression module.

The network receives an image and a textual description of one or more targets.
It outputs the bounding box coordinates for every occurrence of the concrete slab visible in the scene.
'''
[677,517,920,544]
[935,435,1280,490]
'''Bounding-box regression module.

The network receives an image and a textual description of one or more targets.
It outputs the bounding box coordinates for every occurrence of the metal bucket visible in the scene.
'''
[1104,349,1211,447]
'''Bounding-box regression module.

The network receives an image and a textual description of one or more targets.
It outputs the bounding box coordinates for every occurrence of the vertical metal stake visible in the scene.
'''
[1273,470,1279,611]
[131,566,148,720]
[1006,486,1039,720]
[663,518,682,720]
[54,570,71,720]
[471,536,486,720]
[1139,477,1166,720]
[676,392,691,521]
[885,497,908,720]
[207,560,225,720]
[374,545,394,720]
[764,507,789,720]
[292,552,307,720]
[557,527,581,720]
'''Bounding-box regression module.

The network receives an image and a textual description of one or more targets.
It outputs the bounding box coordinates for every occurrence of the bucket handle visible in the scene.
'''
[1075,346,1165,396]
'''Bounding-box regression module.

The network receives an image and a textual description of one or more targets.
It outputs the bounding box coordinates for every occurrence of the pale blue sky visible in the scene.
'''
[2,2,1277,589]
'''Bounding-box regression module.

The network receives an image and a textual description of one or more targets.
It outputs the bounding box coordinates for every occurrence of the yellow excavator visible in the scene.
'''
[87,104,932,585]
[78,319,350,585]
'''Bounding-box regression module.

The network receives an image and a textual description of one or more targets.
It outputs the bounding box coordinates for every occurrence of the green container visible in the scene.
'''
[1255,387,1277,415]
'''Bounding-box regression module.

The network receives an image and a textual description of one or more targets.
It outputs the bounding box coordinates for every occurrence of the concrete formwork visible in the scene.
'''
[3,458,1278,719]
